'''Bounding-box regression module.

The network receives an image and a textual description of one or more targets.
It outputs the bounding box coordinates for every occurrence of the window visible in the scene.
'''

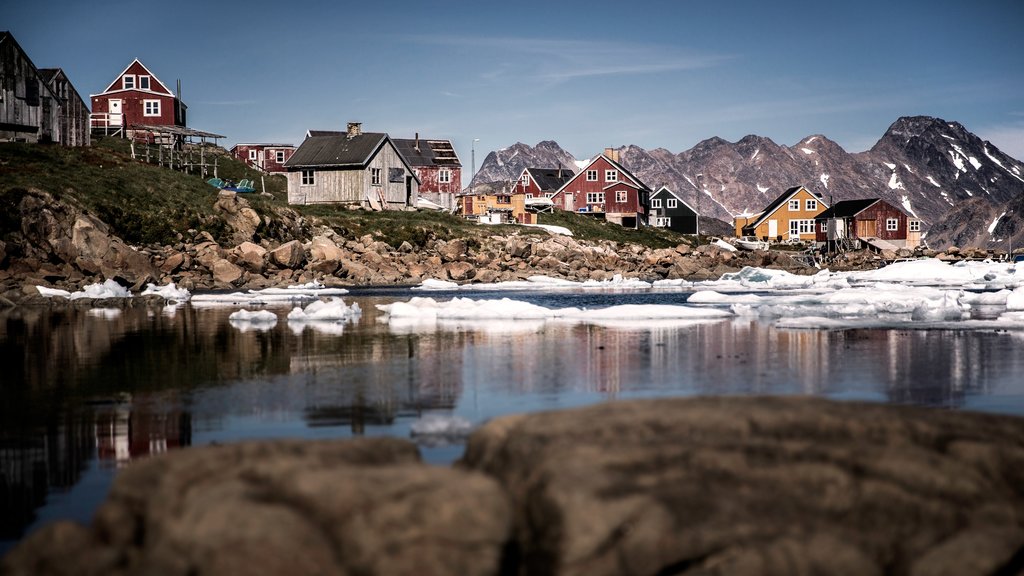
[886,218,899,231]
[301,170,315,186]
[520,173,529,186]
[586,170,598,181]
[123,75,135,89]
[909,220,921,232]
[249,150,258,160]
[667,198,678,209]
[496,195,511,204]
[371,168,382,186]
[820,221,827,232]
[143,100,160,116]
[586,192,605,204]
[806,199,817,211]
[788,199,800,211]
[526,193,533,199]
[616,190,627,203]
[651,198,662,209]
[544,192,556,198]
[656,217,671,227]
[789,219,814,236]
[138,76,150,90]
[275,150,286,163]
[605,170,618,182]
[440,169,452,184]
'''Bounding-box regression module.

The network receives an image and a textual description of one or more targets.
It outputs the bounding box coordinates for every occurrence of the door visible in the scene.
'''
[108,99,123,126]
[565,193,573,210]
[767,219,778,240]
[856,219,876,238]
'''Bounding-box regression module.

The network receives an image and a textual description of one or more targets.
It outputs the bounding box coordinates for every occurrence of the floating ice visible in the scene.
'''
[228,309,278,332]
[410,414,474,445]
[413,274,651,292]
[141,282,190,302]
[38,279,133,300]
[191,284,348,307]
[37,286,72,298]
[287,298,362,321]
[87,308,122,319]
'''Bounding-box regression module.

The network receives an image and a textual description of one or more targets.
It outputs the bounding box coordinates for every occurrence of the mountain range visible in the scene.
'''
[470,116,1024,250]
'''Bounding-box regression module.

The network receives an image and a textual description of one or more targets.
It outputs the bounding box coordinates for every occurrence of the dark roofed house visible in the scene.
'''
[550,149,652,228]
[392,135,461,210]
[39,68,90,147]
[815,198,922,251]
[512,166,576,199]
[284,122,420,210]
[649,186,698,234]
[231,143,296,173]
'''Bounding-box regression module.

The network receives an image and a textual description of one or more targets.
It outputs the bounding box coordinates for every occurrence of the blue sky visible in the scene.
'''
[7,0,1024,185]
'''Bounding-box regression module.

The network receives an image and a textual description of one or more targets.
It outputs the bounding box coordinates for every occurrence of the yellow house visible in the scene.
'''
[736,185,828,241]
[457,191,537,224]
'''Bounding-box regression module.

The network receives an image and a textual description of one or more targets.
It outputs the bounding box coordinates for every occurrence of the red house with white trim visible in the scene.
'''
[90,59,185,134]
[551,150,651,228]
[230,143,296,173]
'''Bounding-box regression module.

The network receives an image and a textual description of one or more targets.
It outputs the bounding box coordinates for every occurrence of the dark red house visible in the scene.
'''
[392,136,461,210]
[230,143,296,173]
[551,150,651,228]
[814,198,922,249]
[512,166,575,199]
[90,59,185,135]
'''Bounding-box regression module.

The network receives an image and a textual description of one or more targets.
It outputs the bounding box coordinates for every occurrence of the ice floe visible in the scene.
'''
[410,414,475,446]
[37,279,132,300]
[191,282,349,308]
[286,298,362,335]
[141,282,191,302]
[414,274,653,291]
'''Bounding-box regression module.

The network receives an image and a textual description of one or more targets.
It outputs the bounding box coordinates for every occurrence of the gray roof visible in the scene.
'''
[286,132,389,168]
[393,139,461,168]
[527,167,574,192]
[814,198,881,220]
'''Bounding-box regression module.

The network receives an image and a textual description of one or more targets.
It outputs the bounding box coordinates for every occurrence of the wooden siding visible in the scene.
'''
[650,190,697,234]
[813,200,916,247]
[46,69,90,146]
[287,141,417,207]
[0,35,60,143]
[232,144,295,173]
[458,192,535,224]
[748,188,826,241]
[415,165,461,210]
[553,157,646,222]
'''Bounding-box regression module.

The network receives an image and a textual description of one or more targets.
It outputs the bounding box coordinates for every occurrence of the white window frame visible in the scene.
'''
[806,199,817,211]
[586,170,598,181]
[248,149,258,161]
[123,75,135,89]
[886,218,899,231]
[586,192,605,204]
[301,170,315,186]
[138,75,150,90]
[615,190,627,203]
[656,217,671,227]
[440,169,452,184]
[667,198,678,209]
[371,168,382,186]
[788,199,800,211]
[909,220,921,232]
[605,170,618,182]
[143,99,160,116]
[820,221,827,232]
[544,192,556,198]
[651,198,662,209]
[790,219,814,236]
[275,150,286,163]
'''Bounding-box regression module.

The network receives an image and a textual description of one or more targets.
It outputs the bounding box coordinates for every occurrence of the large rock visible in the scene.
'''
[232,241,267,273]
[3,439,512,576]
[211,258,243,285]
[269,240,306,269]
[308,235,345,263]
[213,190,262,245]
[460,397,1024,576]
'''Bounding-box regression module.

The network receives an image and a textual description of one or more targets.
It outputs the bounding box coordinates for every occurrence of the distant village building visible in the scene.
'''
[458,183,538,225]
[392,136,462,210]
[512,166,575,199]
[551,149,652,228]
[284,122,420,209]
[815,198,922,251]
[230,143,296,173]
[0,31,89,145]
[90,59,186,137]
[649,186,698,234]
[736,185,828,241]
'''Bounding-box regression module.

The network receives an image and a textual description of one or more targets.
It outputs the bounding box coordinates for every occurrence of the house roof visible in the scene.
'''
[525,167,574,191]
[746,185,826,229]
[556,153,651,194]
[231,143,296,150]
[653,186,697,213]
[392,138,462,168]
[285,131,421,183]
[814,198,882,220]
[94,58,176,99]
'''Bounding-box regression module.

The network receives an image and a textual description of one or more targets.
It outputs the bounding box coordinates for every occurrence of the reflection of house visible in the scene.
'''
[392,135,462,211]
[90,58,186,136]
[736,185,827,241]
[1,31,89,145]
[649,186,698,234]
[284,122,420,209]
[551,149,651,228]
[95,408,192,467]
[231,143,296,173]
[814,198,922,250]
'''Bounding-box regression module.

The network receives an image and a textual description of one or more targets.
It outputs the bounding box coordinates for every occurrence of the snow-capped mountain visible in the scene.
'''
[470,116,1024,249]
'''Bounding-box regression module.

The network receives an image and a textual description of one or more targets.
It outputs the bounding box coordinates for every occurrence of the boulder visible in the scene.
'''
[437,239,468,263]
[159,252,185,274]
[460,397,1024,576]
[3,439,512,576]
[233,241,267,273]
[445,261,476,282]
[269,240,306,269]
[211,259,243,285]
[308,236,346,263]
[213,190,262,245]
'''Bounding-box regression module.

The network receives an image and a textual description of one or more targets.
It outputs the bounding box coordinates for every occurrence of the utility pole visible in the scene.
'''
[471,138,480,194]
[695,173,703,237]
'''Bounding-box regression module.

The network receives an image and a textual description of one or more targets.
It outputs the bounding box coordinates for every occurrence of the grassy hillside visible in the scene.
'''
[0,138,696,249]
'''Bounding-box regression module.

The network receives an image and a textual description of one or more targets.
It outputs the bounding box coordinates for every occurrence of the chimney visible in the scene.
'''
[604,147,619,162]
[415,132,420,152]
[347,122,362,138]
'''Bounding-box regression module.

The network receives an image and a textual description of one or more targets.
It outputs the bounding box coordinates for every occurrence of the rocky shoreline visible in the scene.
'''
[0,188,991,308]
[5,396,1024,575]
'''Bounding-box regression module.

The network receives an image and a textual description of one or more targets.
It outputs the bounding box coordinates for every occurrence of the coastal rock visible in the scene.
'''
[437,239,468,262]
[460,397,1024,576]
[159,252,185,274]
[445,261,476,282]
[213,190,262,245]
[211,258,243,285]
[308,235,345,263]
[269,240,306,269]
[232,241,267,273]
[3,438,512,576]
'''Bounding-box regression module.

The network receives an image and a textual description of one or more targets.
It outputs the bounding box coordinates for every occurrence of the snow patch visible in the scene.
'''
[819,174,830,189]
[989,212,1006,234]
[888,171,905,190]
[757,183,770,193]
[751,148,760,161]
[801,148,815,155]
[900,195,917,218]
[926,176,941,188]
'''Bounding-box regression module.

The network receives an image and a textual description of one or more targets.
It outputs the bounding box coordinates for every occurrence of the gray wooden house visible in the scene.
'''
[285,123,420,209]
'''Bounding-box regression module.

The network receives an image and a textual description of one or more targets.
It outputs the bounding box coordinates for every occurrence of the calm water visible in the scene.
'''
[2,287,1024,554]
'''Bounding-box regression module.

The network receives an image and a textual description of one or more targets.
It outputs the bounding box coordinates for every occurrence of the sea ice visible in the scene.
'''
[228,309,278,332]
[141,282,190,302]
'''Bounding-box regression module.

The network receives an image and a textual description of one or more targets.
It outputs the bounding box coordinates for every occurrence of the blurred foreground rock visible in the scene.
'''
[6,398,1024,576]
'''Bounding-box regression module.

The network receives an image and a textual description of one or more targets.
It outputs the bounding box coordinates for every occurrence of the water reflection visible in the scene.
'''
[2,294,1023,553]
